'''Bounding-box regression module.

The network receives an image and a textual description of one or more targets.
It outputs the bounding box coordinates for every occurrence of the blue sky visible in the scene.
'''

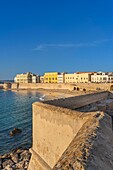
[0,0,113,79]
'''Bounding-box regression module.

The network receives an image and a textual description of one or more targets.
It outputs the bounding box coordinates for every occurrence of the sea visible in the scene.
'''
[0,89,45,155]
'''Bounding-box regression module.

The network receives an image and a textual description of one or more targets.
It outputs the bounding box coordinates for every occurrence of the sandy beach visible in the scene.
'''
[35,88,96,101]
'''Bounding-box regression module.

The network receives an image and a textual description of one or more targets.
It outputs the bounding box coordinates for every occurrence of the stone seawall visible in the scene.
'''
[11,83,74,91]
[28,91,113,170]
[15,82,113,91]
[74,83,113,91]
[3,82,113,91]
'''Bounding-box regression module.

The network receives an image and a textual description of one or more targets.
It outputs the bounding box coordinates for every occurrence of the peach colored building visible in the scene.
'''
[65,72,93,83]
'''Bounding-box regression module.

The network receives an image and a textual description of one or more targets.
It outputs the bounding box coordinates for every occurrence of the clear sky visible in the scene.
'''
[0,0,113,79]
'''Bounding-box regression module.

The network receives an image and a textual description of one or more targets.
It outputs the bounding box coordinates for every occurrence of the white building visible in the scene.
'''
[32,74,40,83]
[91,72,109,83]
[108,73,113,83]
[58,73,65,83]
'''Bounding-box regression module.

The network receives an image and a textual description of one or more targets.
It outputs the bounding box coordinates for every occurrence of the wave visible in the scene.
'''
[39,94,46,101]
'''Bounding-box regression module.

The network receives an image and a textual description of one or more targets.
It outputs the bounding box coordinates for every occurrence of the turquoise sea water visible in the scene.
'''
[0,90,43,155]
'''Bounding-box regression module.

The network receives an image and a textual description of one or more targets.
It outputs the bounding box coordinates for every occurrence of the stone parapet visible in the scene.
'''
[28,91,113,170]
[44,91,108,109]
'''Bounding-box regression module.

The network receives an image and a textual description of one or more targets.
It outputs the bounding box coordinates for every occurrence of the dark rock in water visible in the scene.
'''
[9,128,22,136]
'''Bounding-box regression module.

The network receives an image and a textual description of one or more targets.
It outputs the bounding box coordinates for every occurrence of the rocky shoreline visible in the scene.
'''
[0,148,31,170]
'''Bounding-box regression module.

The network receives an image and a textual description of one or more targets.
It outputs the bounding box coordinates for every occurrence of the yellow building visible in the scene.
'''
[44,72,59,83]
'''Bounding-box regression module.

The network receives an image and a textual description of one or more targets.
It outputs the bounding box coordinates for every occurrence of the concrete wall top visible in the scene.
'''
[43,91,108,109]
[53,112,113,170]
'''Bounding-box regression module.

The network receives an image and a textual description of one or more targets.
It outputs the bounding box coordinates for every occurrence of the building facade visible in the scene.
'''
[108,75,113,83]
[76,72,93,83]
[40,76,44,83]
[44,72,59,83]
[14,72,39,83]
[14,72,32,83]
[91,72,109,83]
[65,73,76,83]
[91,72,113,83]
[65,72,93,83]
[32,74,40,83]
[58,73,65,83]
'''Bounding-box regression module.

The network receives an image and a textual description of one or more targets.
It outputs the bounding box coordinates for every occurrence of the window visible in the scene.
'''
[103,77,107,80]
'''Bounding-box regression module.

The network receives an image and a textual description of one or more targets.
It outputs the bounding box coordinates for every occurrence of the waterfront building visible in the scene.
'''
[14,72,32,83]
[32,74,40,83]
[65,73,76,83]
[40,76,44,83]
[65,72,93,83]
[58,72,66,83]
[91,72,109,83]
[44,72,59,83]
[74,72,93,83]
[108,75,113,83]
[14,72,39,83]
